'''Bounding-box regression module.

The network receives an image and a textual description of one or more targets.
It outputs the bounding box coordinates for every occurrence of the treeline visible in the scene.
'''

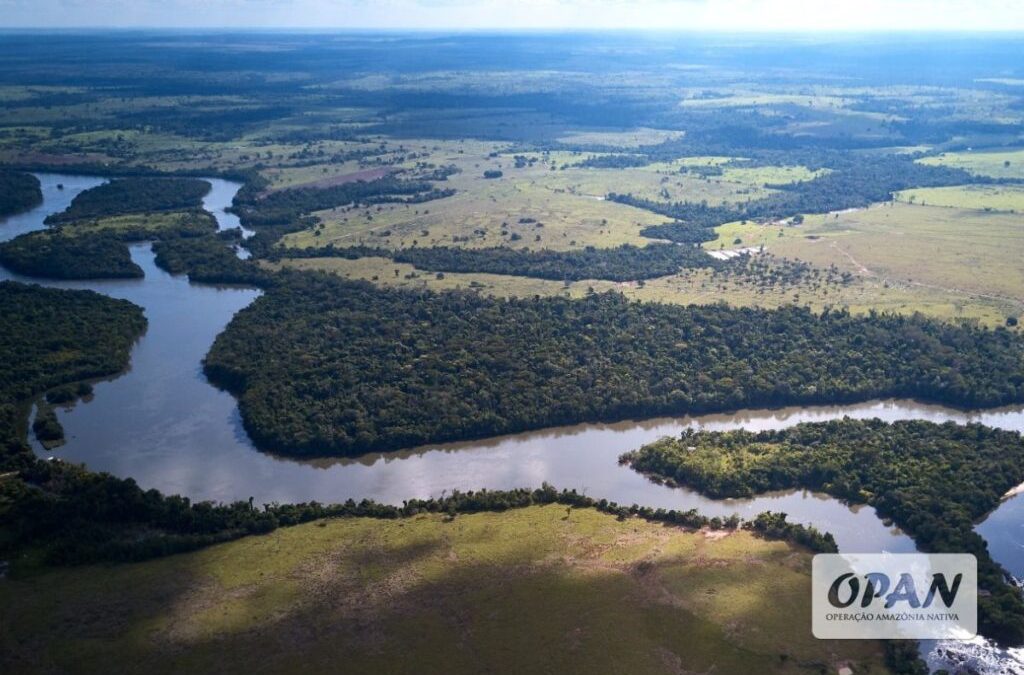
[0,211,217,281]
[204,273,1024,457]
[152,233,272,286]
[612,154,987,234]
[61,209,217,240]
[620,418,1024,645]
[745,511,836,554]
[233,176,454,229]
[0,287,833,568]
[639,221,718,244]
[0,281,146,472]
[0,231,142,279]
[574,154,649,169]
[3,471,831,567]
[610,195,739,229]
[44,177,211,224]
[273,242,719,281]
[0,170,42,217]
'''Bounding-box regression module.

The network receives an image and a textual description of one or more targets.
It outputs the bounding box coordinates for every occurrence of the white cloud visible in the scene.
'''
[5,0,1024,30]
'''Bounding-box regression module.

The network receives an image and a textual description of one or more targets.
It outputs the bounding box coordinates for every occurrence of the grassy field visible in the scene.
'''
[280,143,813,252]
[918,148,1024,179]
[268,255,604,298]
[276,249,1019,328]
[62,210,218,237]
[0,505,891,675]
[278,200,1022,329]
[283,167,667,251]
[719,165,827,186]
[894,183,1024,211]
[538,166,772,205]
[710,201,1024,325]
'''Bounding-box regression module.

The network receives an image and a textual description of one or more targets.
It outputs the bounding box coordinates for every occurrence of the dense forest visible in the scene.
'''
[639,221,719,244]
[0,284,830,567]
[620,418,1024,645]
[44,177,211,224]
[0,281,280,566]
[0,170,42,217]
[152,234,272,286]
[0,231,142,279]
[233,176,454,229]
[204,272,1024,457]
[0,281,146,471]
[60,209,218,240]
[273,242,719,281]
[0,208,220,281]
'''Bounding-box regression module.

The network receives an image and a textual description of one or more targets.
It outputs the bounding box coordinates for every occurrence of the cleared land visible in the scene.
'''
[919,148,1024,179]
[283,165,667,251]
[279,145,809,252]
[894,184,1024,211]
[709,201,1024,326]
[0,505,890,675]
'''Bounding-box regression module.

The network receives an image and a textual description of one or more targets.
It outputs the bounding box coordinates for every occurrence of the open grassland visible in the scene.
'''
[719,165,828,186]
[266,255,602,298]
[283,169,665,251]
[711,201,1024,325]
[278,194,1023,328]
[0,506,890,675]
[536,167,771,205]
[919,148,1024,179]
[894,184,1024,211]
[280,145,814,251]
[272,250,1011,328]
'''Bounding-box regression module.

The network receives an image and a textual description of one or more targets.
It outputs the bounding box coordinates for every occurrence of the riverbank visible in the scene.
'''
[4,173,1024,672]
[0,504,892,675]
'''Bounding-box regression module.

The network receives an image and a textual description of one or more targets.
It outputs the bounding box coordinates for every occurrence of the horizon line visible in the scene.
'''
[3,26,1024,34]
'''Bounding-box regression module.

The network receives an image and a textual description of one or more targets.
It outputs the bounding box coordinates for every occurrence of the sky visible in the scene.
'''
[3,0,1024,31]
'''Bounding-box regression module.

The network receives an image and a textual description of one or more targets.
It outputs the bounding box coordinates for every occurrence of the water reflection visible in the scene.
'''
[6,175,1024,571]
[7,172,1024,671]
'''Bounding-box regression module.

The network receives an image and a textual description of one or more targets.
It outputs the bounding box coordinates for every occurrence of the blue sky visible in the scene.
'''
[4,0,1024,30]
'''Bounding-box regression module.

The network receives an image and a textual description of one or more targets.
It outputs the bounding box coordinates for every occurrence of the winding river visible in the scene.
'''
[3,173,1023,672]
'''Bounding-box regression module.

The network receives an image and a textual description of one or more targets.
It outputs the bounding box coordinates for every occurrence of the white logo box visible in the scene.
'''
[812,553,977,639]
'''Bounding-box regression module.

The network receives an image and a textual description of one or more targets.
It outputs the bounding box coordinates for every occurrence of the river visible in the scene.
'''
[3,173,1023,672]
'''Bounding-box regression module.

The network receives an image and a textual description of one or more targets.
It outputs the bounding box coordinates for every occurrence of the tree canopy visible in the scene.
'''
[621,418,1024,645]
[204,272,1024,457]
[0,170,42,217]
[44,177,211,224]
